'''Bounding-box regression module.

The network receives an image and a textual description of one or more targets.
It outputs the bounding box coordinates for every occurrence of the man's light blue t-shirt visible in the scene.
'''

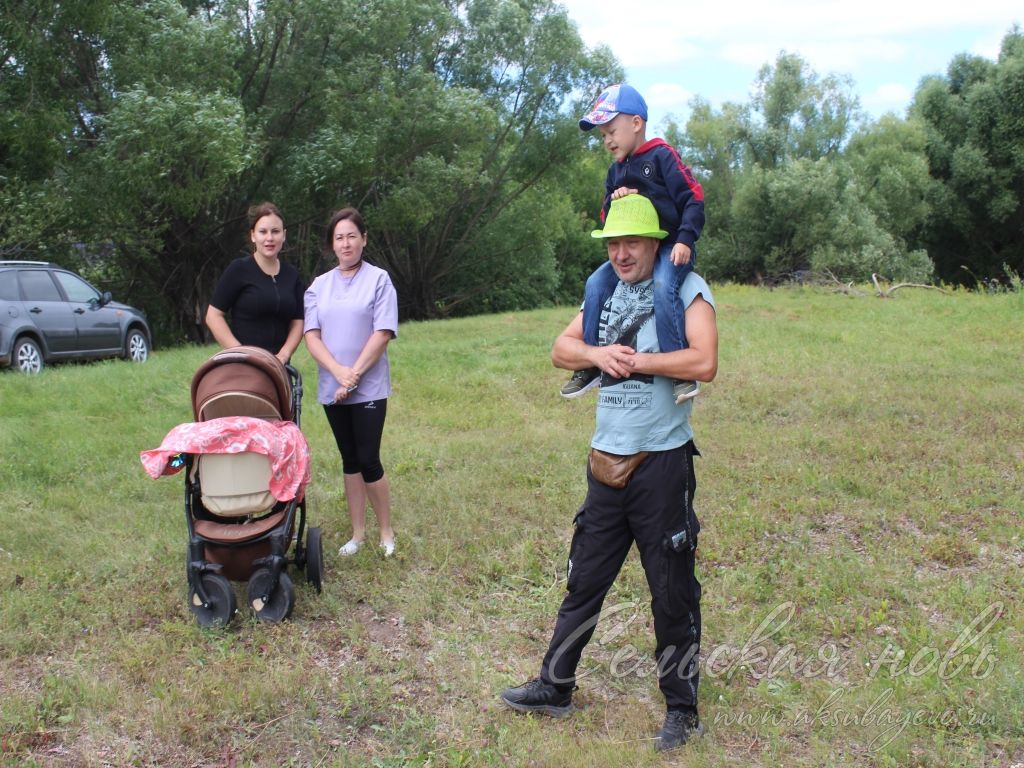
[591,272,715,454]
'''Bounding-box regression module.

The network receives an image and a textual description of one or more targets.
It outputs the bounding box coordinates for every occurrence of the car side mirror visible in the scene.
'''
[98,291,112,307]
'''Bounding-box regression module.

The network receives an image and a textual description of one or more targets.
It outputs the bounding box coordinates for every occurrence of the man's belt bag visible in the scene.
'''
[589,448,649,489]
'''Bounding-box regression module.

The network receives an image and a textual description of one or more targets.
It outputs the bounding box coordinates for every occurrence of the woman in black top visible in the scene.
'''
[206,202,305,363]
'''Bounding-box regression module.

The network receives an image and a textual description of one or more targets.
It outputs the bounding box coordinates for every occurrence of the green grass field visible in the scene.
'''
[1,285,1022,767]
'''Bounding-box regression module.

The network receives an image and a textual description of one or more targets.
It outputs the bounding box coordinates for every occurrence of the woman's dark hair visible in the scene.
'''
[248,202,284,231]
[324,207,367,253]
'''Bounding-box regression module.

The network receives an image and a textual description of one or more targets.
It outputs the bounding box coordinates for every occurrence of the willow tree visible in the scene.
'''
[282,0,617,318]
[668,52,933,283]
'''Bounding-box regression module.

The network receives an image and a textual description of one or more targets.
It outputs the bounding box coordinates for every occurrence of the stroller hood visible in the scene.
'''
[192,346,292,422]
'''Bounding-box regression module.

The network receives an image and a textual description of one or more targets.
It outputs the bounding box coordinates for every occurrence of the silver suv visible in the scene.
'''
[0,261,152,374]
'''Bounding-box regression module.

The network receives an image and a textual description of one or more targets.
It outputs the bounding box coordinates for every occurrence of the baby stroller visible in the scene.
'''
[142,346,323,627]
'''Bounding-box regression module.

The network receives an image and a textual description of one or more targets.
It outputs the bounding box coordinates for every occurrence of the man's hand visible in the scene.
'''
[671,242,692,266]
[552,313,638,378]
[591,343,636,380]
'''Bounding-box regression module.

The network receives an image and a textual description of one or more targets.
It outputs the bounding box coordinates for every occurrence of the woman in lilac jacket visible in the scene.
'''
[304,207,399,557]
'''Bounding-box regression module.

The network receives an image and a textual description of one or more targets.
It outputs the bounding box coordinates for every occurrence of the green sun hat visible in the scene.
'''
[591,195,668,240]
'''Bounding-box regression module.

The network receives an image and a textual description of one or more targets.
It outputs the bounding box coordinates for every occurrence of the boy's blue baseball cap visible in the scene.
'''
[579,84,648,131]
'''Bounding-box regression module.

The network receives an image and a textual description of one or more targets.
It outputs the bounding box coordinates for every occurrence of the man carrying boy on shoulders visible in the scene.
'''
[561,83,706,406]
[501,193,718,753]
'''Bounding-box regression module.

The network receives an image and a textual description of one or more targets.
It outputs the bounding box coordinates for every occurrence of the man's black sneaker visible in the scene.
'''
[654,708,704,751]
[560,367,601,399]
[500,678,574,718]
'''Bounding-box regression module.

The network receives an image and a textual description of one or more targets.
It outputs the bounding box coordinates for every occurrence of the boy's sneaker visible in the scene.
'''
[560,367,601,399]
[500,678,575,718]
[654,708,704,752]
[673,379,700,404]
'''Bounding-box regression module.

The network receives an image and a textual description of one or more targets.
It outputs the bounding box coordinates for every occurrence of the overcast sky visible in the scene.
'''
[558,0,1022,130]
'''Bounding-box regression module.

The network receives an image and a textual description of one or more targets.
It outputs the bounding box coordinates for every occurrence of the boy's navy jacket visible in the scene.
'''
[601,138,705,250]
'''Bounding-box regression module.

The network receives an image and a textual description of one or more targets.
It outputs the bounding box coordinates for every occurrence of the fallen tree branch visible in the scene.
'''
[871,273,949,298]
[822,268,868,296]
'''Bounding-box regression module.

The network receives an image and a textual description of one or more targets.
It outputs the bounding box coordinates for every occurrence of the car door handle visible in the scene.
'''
[29,307,42,313]
[74,308,85,314]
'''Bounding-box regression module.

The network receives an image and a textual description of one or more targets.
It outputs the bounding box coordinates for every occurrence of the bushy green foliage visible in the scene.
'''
[1,0,617,340]
[672,52,937,284]
[725,159,933,283]
[911,28,1024,284]
[746,52,860,168]
[845,115,934,245]
[5,2,1024,331]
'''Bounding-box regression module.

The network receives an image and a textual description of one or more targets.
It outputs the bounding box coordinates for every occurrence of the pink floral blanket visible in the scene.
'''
[140,417,310,501]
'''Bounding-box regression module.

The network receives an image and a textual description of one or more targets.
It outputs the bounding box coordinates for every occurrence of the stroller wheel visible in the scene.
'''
[247,568,295,623]
[189,573,236,628]
[305,527,324,593]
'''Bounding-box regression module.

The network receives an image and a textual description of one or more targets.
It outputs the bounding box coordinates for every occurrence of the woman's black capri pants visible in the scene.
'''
[323,398,388,483]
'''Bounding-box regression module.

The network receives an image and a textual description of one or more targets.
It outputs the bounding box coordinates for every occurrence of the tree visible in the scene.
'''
[911,28,1024,283]
[730,158,931,281]
[744,52,861,169]
[665,98,746,275]
[1,0,256,340]
[666,53,933,283]
[845,115,934,250]
[0,0,112,257]
[279,0,617,318]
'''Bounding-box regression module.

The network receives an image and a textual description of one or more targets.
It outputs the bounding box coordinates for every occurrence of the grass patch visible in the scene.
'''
[1,285,1022,766]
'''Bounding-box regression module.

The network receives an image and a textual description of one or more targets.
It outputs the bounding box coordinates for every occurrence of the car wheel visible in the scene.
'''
[124,328,149,363]
[13,337,43,374]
